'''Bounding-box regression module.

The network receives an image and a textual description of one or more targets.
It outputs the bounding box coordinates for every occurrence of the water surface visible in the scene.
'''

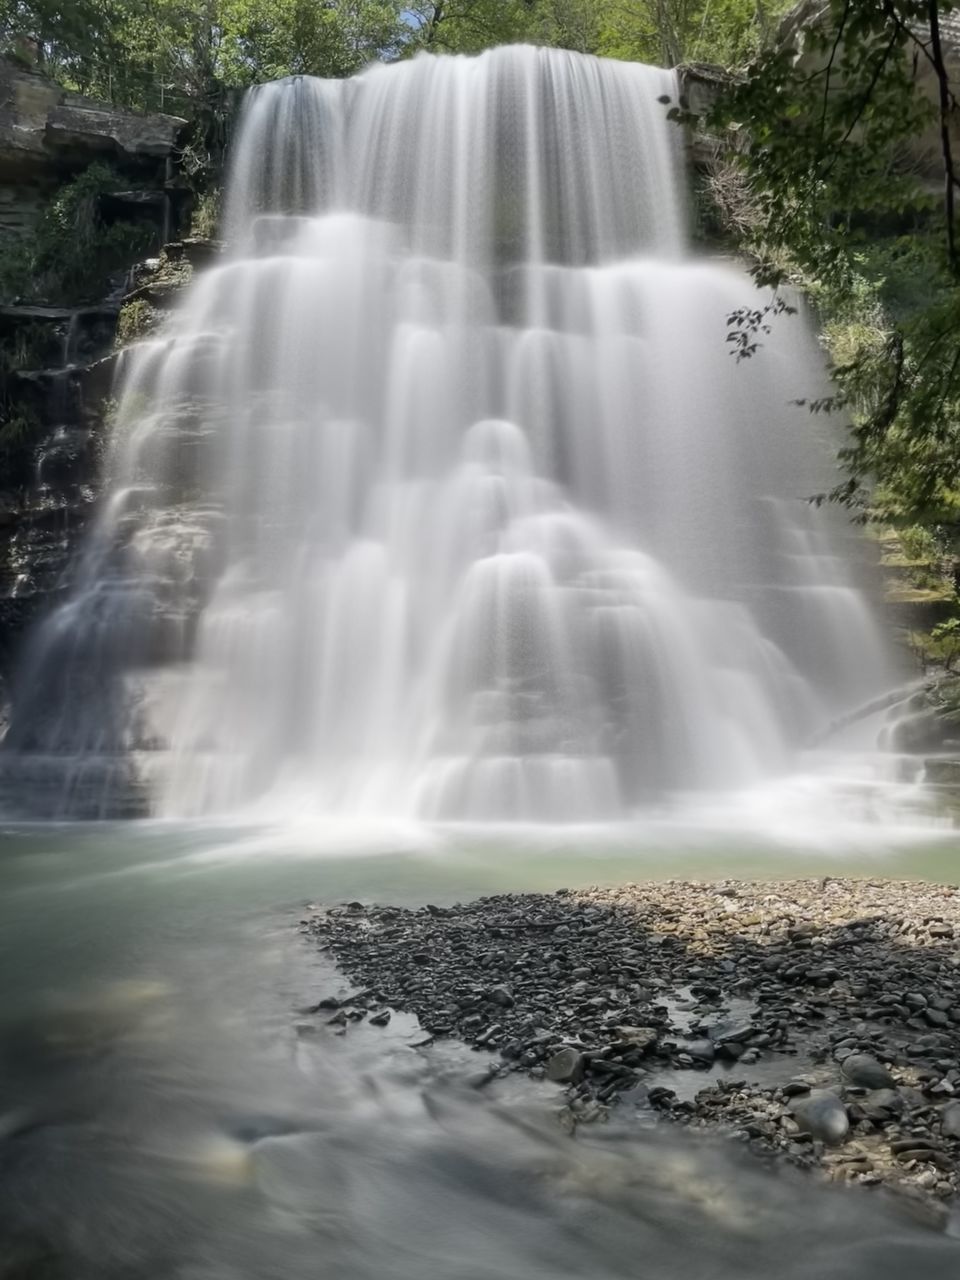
[1,820,959,1278]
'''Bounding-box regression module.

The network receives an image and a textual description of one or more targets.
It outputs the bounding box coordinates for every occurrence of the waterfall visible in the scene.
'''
[3,46,898,821]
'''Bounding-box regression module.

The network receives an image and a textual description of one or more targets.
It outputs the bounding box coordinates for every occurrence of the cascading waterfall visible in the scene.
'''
[3,46,899,821]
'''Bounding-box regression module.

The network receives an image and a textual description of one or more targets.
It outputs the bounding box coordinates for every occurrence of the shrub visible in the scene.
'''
[0,163,156,305]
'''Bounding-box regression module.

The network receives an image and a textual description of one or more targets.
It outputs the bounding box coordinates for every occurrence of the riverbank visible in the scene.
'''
[304,877,960,1224]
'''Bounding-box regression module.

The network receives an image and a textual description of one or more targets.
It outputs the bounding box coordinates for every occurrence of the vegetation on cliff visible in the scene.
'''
[680,1,960,645]
[0,162,154,304]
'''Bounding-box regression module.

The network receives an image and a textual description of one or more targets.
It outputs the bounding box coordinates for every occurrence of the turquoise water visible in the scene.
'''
[0,819,959,1278]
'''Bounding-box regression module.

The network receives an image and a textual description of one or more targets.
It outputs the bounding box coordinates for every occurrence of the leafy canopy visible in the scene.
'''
[691,0,960,535]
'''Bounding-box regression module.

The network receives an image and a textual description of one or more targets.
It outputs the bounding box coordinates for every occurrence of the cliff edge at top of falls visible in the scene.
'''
[0,53,186,183]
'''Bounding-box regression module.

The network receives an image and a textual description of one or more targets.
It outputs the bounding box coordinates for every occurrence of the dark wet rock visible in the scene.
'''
[546,1048,585,1084]
[940,1102,960,1138]
[891,1137,940,1155]
[717,1041,745,1062]
[841,1054,896,1090]
[486,985,515,1008]
[783,1081,812,1098]
[895,1149,954,1170]
[685,1038,716,1064]
[304,877,960,1213]
[862,1089,904,1119]
[713,1020,755,1045]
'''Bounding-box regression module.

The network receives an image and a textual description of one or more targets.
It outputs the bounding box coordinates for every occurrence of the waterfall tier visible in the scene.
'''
[3,46,896,821]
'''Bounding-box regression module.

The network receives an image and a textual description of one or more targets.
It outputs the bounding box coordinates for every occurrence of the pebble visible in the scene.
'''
[304,877,960,1213]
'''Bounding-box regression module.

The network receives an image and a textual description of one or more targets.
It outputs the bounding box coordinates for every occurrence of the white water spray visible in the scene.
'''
[6,47,898,820]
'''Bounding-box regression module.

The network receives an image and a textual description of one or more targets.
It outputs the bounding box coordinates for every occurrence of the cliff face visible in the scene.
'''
[0,55,186,239]
[0,57,193,712]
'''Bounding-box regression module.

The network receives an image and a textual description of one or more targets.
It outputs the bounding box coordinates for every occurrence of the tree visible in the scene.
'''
[403,0,791,64]
[686,0,960,540]
[404,0,547,52]
[591,0,791,68]
[1,1,411,111]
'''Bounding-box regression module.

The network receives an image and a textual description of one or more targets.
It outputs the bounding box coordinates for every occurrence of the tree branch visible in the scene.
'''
[927,0,960,277]
[819,0,853,145]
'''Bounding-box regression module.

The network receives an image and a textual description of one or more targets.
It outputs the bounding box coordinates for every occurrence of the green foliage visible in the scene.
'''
[220,0,407,82]
[116,298,159,344]
[2,0,799,111]
[912,617,960,673]
[592,0,792,67]
[0,1,412,110]
[687,0,960,544]
[404,0,794,64]
[190,187,221,239]
[899,523,941,565]
[0,162,155,304]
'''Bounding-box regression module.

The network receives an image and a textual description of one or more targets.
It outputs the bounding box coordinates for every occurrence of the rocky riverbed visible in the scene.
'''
[303,878,960,1224]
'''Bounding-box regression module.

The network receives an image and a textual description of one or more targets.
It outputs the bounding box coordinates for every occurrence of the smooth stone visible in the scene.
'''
[941,1102,960,1138]
[713,1021,755,1044]
[891,1137,938,1154]
[612,1025,658,1051]
[791,1091,850,1145]
[864,1088,903,1116]
[546,1048,585,1084]
[717,1041,745,1061]
[686,1038,716,1064]
[783,1081,812,1098]
[486,986,514,1008]
[841,1054,896,1090]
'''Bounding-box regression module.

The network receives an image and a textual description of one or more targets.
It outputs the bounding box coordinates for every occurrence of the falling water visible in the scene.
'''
[4,46,899,821]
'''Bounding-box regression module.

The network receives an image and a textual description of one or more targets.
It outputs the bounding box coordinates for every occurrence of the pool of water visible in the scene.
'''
[1,817,960,1279]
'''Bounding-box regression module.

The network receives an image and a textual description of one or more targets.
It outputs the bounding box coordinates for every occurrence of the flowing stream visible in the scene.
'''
[0,823,958,1280]
[3,46,905,822]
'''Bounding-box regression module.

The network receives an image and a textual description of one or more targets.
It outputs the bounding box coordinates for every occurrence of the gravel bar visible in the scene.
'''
[302,877,960,1220]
